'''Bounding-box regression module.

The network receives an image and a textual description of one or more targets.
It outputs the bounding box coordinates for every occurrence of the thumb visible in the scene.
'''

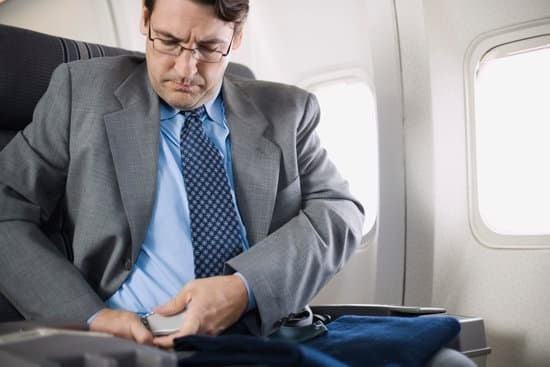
[155,293,190,316]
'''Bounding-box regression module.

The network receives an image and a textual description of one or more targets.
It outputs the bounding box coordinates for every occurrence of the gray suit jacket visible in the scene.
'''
[0,55,364,335]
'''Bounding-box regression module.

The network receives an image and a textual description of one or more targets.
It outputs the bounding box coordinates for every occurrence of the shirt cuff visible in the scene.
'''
[234,272,257,312]
[86,308,105,325]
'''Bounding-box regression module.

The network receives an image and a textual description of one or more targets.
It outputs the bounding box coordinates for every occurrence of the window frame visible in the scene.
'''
[300,68,378,248]
[465,20,550,249]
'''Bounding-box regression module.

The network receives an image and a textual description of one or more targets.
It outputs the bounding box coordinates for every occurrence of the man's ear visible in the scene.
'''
[231,27,245,50]
[140,8,149,36]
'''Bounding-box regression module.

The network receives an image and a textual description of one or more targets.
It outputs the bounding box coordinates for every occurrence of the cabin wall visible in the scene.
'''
[403,0,550,365]
[0,0,118,46]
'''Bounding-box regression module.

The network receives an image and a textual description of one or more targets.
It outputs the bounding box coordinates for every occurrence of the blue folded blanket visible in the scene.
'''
[174,315,461,367]
[307,315,461,366]
[175,334,345,366]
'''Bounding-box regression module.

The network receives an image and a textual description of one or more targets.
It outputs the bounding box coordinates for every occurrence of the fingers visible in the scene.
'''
[152,275,249,348]
[88,275,249,349]
[153,335,176,349]
[153,313,201,349]
[155,289,191,316]
[177,309,202,336]
[89,308,153,345]
[130,320,155,345]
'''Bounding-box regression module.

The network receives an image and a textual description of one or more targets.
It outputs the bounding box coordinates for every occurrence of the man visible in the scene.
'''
[0,0,364,348]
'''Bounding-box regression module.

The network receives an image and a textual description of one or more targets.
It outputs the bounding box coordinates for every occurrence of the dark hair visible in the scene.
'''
[144,0,249,29]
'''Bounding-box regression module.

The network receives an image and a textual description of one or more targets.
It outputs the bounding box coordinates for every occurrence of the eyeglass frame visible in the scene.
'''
[147,22,234,63]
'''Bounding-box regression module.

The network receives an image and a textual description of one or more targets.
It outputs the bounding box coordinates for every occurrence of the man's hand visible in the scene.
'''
[89,308,153,345]
[153,274,248,348]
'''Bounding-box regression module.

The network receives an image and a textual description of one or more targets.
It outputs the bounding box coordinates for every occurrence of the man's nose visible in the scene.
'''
[173,49,198,78]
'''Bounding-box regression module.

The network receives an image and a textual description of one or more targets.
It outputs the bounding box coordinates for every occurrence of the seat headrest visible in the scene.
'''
[0,24,254,132]
[0,24,137,130]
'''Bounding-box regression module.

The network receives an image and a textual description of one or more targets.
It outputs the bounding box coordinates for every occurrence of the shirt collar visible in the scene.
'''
[159,84,224,127]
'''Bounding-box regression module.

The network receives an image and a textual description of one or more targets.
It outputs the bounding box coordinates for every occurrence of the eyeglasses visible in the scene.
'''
[148,23,233,63]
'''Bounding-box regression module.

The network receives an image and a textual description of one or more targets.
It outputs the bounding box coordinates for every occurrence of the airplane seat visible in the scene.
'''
[0,24,486,367]
[0,25,137,149]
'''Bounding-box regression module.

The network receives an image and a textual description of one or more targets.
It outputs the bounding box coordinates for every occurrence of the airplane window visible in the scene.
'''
[473,41,550,237]
[310,79,378,235]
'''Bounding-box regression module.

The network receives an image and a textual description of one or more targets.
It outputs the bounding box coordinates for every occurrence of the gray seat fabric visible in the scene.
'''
[0,24,140,146]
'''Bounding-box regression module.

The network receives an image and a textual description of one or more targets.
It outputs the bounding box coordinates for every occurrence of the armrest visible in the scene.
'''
[311,304,447,319]
[0,322,177,367]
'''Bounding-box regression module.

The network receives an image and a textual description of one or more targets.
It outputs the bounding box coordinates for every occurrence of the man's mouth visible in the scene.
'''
[172,81,195,92]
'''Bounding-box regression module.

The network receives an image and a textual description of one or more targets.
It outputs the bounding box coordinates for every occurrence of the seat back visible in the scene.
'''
[0,24,140,149]
[0,24,254,322]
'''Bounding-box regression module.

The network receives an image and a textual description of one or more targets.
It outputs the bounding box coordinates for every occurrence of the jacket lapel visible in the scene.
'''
[104,63,160,261]
[223,78,281,245]
[102,70,280,258]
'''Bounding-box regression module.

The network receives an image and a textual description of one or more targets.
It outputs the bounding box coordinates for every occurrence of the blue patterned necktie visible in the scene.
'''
[180,106,244,278]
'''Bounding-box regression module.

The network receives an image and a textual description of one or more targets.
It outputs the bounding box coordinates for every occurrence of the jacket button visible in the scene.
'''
[123,258,132,271]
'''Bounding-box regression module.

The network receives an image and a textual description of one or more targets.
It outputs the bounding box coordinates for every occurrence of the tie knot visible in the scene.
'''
[182,105,207,122]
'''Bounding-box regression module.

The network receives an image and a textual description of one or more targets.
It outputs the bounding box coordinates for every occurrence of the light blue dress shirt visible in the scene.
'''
[104,90,255,317]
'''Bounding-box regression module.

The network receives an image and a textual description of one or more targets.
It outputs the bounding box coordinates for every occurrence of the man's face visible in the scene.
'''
[140,0,243,110]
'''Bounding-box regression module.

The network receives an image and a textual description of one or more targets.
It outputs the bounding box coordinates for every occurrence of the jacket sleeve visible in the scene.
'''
[0,63,105,322]
[227,92,365,336]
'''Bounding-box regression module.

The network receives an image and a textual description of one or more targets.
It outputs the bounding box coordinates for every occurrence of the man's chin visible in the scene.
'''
[164,93,203,110]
